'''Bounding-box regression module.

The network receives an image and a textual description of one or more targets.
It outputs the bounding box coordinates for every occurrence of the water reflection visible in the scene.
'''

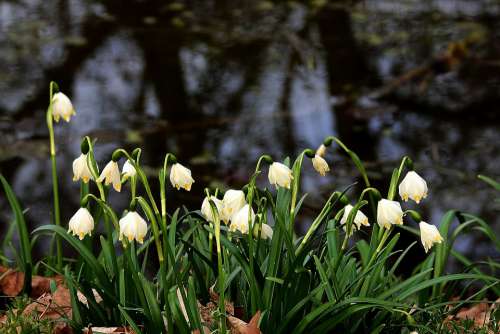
[0,0,499,264]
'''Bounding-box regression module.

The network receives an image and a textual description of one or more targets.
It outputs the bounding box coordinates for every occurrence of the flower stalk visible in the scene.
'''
[46,81,63,271]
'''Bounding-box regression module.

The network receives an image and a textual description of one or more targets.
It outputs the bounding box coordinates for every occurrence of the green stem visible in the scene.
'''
[323,136,376,216]
[46,82,62,271]
[290,149,313,220]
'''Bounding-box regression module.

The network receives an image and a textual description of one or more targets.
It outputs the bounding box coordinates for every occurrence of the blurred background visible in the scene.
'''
[0,0,499,265]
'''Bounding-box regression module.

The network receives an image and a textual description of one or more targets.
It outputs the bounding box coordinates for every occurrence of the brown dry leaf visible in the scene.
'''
[0,267,24,296]
[22,287,72,320]
[455,302,490,326]
[0,266,64,298]
[228,310,262,334]
[31,274,65,298]
[445,298,500,333]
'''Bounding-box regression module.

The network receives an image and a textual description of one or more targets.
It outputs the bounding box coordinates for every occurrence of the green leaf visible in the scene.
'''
[0,174,32,293]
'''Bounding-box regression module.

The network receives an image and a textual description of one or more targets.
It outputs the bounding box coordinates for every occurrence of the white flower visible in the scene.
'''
[399,171,428,204]
[72,154,93,183]
[201,196,223,223]
[377,199,404,229]
[122,160,137,180]
[340,204,369,230]
[221,189,246,224]
[229,204,255,235]
[312,155,330,176]
[51,92,75,122]
[316,144,327,157]
[119,211,148,244]
[268,162,293,189]
[170,163,194,191]
[419,221,443,253]
[97,161,122,192]
[253,223,273,240]
[68,208,94,240]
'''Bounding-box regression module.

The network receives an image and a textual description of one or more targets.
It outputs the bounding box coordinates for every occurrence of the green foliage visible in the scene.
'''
[1,82,498,333]
[0,297,56,334]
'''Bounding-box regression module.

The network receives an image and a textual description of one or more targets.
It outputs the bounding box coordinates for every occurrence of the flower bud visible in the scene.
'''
[97,161,122,192]
[340,204,369,230]
[316,144,327,157]
[312,155,330,176]
[72,154,93,183]
[399,171,428,204]
[119,211,148,244]
[268,162,293,189]
[122,160,137,180]
[68,208,94,240]
[377,199,404,229]
[253,223,273,240]
[229,204,255,235]
[170,163,194,191]
[419,221,443,253]
[201,195,223,223]
[221,189,246,224]
[51,92,75,122]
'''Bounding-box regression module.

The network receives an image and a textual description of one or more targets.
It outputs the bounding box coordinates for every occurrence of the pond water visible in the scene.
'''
[0,0,499,265]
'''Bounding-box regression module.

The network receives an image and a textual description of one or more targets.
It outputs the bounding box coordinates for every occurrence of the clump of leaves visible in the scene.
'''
[0,296,56,334]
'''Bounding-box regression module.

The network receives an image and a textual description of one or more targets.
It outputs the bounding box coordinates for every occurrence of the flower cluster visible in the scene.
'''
[340,170,441,252]
[59,91,442,253]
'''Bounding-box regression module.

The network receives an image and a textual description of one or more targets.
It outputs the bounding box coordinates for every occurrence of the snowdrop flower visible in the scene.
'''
[97,161,122,192]
[72,154,93,183]
[377,199,404,229]
[268,162,293,189]
[419,221,443,253]
[312,155,330,176]
[221,189,246,224]
[201,196,223,223]
[253,223,273,240]
[340,204,369,230]
[68,208,94,240]
[170,163,194,191]
[399,171,428,204]
[122,160,137,180]
[51,92,75,122]
[119,211,148,244]
[229,204,255,235]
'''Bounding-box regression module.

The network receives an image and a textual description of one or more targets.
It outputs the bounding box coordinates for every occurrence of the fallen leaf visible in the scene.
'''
[0,266,64,298]
[228,310,261,334]
[0,267,24,296]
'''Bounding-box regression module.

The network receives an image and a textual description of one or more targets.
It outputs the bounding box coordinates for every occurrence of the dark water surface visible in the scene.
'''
[0,0,499,263]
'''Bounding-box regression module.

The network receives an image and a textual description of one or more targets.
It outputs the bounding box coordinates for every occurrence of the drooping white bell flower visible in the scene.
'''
[377,199,404,229]
[201,196,223,223]
[97,161,122,192]
[221,189,246,224]
[119,211,148,244]
[122,160,137,180]
[399,171,428,204]
[312,155,330,176]
[170,163,194,191]
[68,208,94,240]
[268,162,294,189]
[253,223,273,240]
[229,204,255,235]
[419,221,443,253]
[72,154,93,183]
[51,92,75,122]
[340,204,370,230]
